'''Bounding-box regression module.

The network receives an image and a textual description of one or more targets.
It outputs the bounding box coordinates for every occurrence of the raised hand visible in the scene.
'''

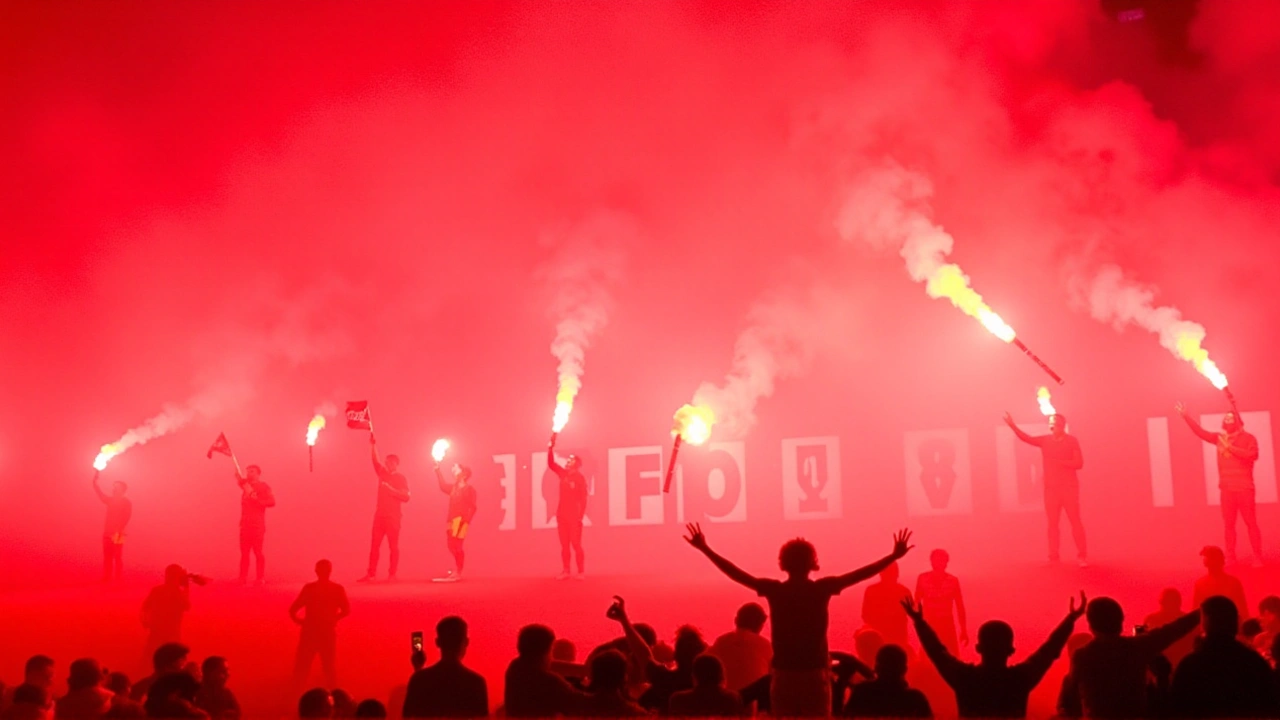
[1069,591,1088,619]
[1002,411,1015,425]
[606,595,627,621]
[683,523,708,551]
[891,528,914,558]
[960,629,970,647]
[1175,401,1187,417]
[901,597,924,621]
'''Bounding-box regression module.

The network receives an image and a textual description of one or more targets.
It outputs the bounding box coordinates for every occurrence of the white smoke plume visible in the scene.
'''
[540,211,633,424]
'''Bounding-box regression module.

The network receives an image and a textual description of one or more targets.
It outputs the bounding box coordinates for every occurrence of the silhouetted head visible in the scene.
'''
[1201,545,1226,572]
[437,616,469,659]
[24,655,55,688]
[734,603,768,633]
[1086,598,1125,637]
[634,623,658,647]
[879,562,900,583]
[298,688,334,719]
[385,455,400,472]
[930,549,949,572]
[1241,618,1263,640]
[673,626,707,668]
[551,639,576,663]
[246,465,261,480]
[313,559,333,581]
[976,621,1015,664]
[1050,414,1067,436]
[692,654,726,689]
[1222,412,1242,433]
[566,454,583,471]
[588,650,629,693]
[11,684,49,709]
[67,659,104,692]
[112,481,128,498]
[1066,633,1093,659]
[516,624,556,662]
[153,643,190,673]
[164,564,187,586]
[331,689,356,718]
[355,700,387,719]
[453,464,472,484]
[105,672,131,696]
[146,672,199,712]
[201,657,229,688]
[874,645,909,683]
[1201,595,1239,640]
[1258,596,1280,627]
[778,538,819,576]
[1159,588,1182,613]
[854,628,884,664]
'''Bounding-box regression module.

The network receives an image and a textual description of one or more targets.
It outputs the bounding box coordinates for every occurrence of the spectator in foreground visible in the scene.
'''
[54,659,112,720]
[3,685,51,720]
[503,625,583,717]
[706,603,772,693]
[298,689,334,719]
[1255,595,1280,661]
[902,592,1086,718]
[193,657,238,720]
[579,651,645,717]
[130,644,189,703]
[843,645,931,718]
[1054,633,1093,718]
[403,616,488,718]
[1170,595,1279,718]
[101,674,141,720]
[669,655,747,717]
[354,701,386,719]
[143,673,204,719]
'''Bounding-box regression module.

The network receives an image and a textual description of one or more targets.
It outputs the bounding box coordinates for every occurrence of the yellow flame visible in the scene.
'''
[1173,334,1228,390]
[552,380,577,432]
[925,264,1017,343]
[672,404,715,446]
[305,415,327,446]
[432,438,451,463]
[1036,386,1056,417]
[93,443,122,471]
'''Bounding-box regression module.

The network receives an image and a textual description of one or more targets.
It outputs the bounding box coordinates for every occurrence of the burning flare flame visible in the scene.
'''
[552,380,576,433]
[1174,334,1228,390]
[306,415,326,446]
[432,438,451,463]
[672,404,715,446]
[926,265,1017,343]
[93,443,122,472]
[1036,386,1056,417]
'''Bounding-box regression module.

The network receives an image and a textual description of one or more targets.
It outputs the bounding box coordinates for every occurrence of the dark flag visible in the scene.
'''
[207,433,232,459]
[346,401,373,430]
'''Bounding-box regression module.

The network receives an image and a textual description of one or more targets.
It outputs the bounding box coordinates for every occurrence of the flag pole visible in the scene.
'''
[231,452,243,477]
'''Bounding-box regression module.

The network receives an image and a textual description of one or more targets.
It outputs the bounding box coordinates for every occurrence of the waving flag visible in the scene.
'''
[346,401,372,430]
[206,433,232,460]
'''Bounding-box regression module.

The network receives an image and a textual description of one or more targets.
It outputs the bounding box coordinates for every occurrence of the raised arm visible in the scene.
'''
[1019,593,1087,683]
[683,524,765,591]
[1176,402,1219,444]
[607,596,655,668]
[1142,609,1201,655]
[371,436,386,475]
[830,529,913,592]
[902,598,965,683]
[1003,413,1040,445]
[954,580,969,646]
[548,437,565,474]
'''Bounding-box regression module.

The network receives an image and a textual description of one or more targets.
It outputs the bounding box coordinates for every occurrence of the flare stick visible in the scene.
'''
[1011,338,1065,386]
[663,435,684,494]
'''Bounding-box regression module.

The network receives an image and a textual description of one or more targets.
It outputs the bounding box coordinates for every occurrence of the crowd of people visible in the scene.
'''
[4,526,1280,719]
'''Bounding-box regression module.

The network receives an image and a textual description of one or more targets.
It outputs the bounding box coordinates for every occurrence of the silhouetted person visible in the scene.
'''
[1004,411,1087,565]
[331,690,356,718]
[706,603,772,693]
[1254,595,1280,661]
[234,465,275,585]
[290,559,351,690]
[4,685,51,720]
[1054,632,1093,718]
[102,673,142,720]
[130,643,189,703]
[1169,595,1278,717]
[862,562,912,649]
[915,549,969,654]
[141,566,191,660]
[904,593,1085,717]
[685,523,913,717]
[1192,545,1248,619]
[1070,597,1199,718]
[298,689,334,719]
[578,651,646,718]
[547,435,588,580]
[586,623,659,699]
[93,473,131,583]
[143,673,204,719]
[844,645,931,718]
[503,625,585,717]
[355,701,386,719]
[192,658,238,720]
[669,655,747,717]
[387,652,426,720]
[434,463,477,582]
[19,657,56,697]
[360,435,410,582]
[55,659,112,720]
[1177,402,1262,566]
[604,596,701,712]
[1143,588,1194,668]
[403,616,488,718]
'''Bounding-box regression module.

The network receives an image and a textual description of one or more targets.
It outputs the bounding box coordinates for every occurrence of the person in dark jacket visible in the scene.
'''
[1170,595,1279,718]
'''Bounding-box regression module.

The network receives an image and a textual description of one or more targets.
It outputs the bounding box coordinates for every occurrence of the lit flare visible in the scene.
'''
[552,379,577,433]
[672,404,715,446]
[1036,387,1056,417]
[926,264,1016,342]
[93,443,122,472]
[432,438,451,463]
[1174,334,1228,389]
[306,415,326,446]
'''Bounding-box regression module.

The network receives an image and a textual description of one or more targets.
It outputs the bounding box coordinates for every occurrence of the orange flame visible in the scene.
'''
[93,443,122,472]
[1174,334,1228,390]
[305,415,326,446]
[672,404,715,446]
[432,438,451,463]
[1036,386,1056,417]
[925,264,1017,342]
